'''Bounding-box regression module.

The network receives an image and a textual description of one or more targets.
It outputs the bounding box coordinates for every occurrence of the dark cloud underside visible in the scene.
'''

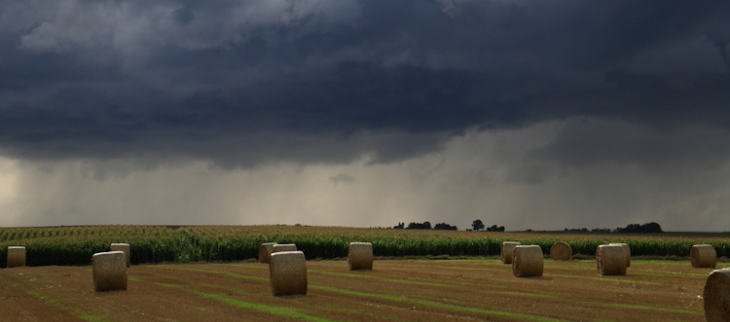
[0,0,729,168]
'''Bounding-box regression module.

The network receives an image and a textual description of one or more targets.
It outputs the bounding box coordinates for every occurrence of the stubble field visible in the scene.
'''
[2,225,728,321]
[0,258,715,321]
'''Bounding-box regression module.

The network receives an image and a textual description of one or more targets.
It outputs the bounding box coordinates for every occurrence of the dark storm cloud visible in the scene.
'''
[1,0,729,168]
[522,119,730,176]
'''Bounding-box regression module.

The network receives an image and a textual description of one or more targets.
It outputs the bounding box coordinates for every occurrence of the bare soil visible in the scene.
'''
[0,259,712,321]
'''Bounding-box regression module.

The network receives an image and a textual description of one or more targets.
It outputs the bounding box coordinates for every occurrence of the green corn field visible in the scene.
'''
[1,225,729,267]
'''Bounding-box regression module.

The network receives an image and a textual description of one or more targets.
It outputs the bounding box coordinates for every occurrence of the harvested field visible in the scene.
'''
[0,258,713,321]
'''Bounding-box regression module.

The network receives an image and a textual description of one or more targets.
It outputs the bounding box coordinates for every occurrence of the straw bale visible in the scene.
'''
[501,241,521,264]
[550,242,572,261]
[704,268,730,322]
[691,244,717,269]
[512,245,544,277]
[348,242,373,271]
[7,246,26,268]
[273,244,297,253]
[92,251,127,292]
[609,243,631,267]
[596,244,626,276]
[110,243,131,267]
[269,251,307,296]
[259,242,277,264]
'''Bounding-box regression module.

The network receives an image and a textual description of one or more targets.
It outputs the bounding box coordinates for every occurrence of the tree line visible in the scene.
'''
[386,220,663,233]
[392,222,458,231]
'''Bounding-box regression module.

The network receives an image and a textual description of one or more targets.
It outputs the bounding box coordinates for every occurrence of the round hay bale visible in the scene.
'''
[272,244,297,253]
[110,243,131,267]
[550,242,572,261]
[596,244,627,276]
[348,242,373,271]
[704,268,730,321]
[92,251,127,292]
[691,244,717,269]
[259,242,277,264]
[512,245,544,277]
[501,241,521,264]
[269,251,307,296]
[7,246,26,268]
[609,243,631,267]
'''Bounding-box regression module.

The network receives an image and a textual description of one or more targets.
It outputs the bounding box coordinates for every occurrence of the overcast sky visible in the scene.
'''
[1,1,730,231]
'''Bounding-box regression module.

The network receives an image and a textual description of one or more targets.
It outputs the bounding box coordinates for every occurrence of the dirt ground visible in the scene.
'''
[0,259,713,321]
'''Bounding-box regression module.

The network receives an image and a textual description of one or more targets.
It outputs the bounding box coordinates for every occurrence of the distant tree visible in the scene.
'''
[487,225,505,232]
[565,227,604,232]
[434,223,458,231]
[615,222,663,233]
[472,219,485,231]
[406,222,432,229]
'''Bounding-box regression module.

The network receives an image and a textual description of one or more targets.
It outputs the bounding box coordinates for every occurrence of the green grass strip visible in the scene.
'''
[309,284,559,322]
[226,263,269,269]
[188,281,266,296]
[600,302,701,315]
[156,283,336,322]
[550,274,664,285]
[13,284,107,322]
[630,260,690,266]
[630,271,709,278]
[308,268,470,287]
[147,265,268,281]
[409,259,502,264]
[307,269,374,279]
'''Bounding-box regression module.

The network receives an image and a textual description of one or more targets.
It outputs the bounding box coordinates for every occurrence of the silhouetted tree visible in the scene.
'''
[406,222,432,229]
[487,225,505,232]
[591,228,610,232]
[472,219,485,231]
[615,222,663,233]
[434,223,458,231]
